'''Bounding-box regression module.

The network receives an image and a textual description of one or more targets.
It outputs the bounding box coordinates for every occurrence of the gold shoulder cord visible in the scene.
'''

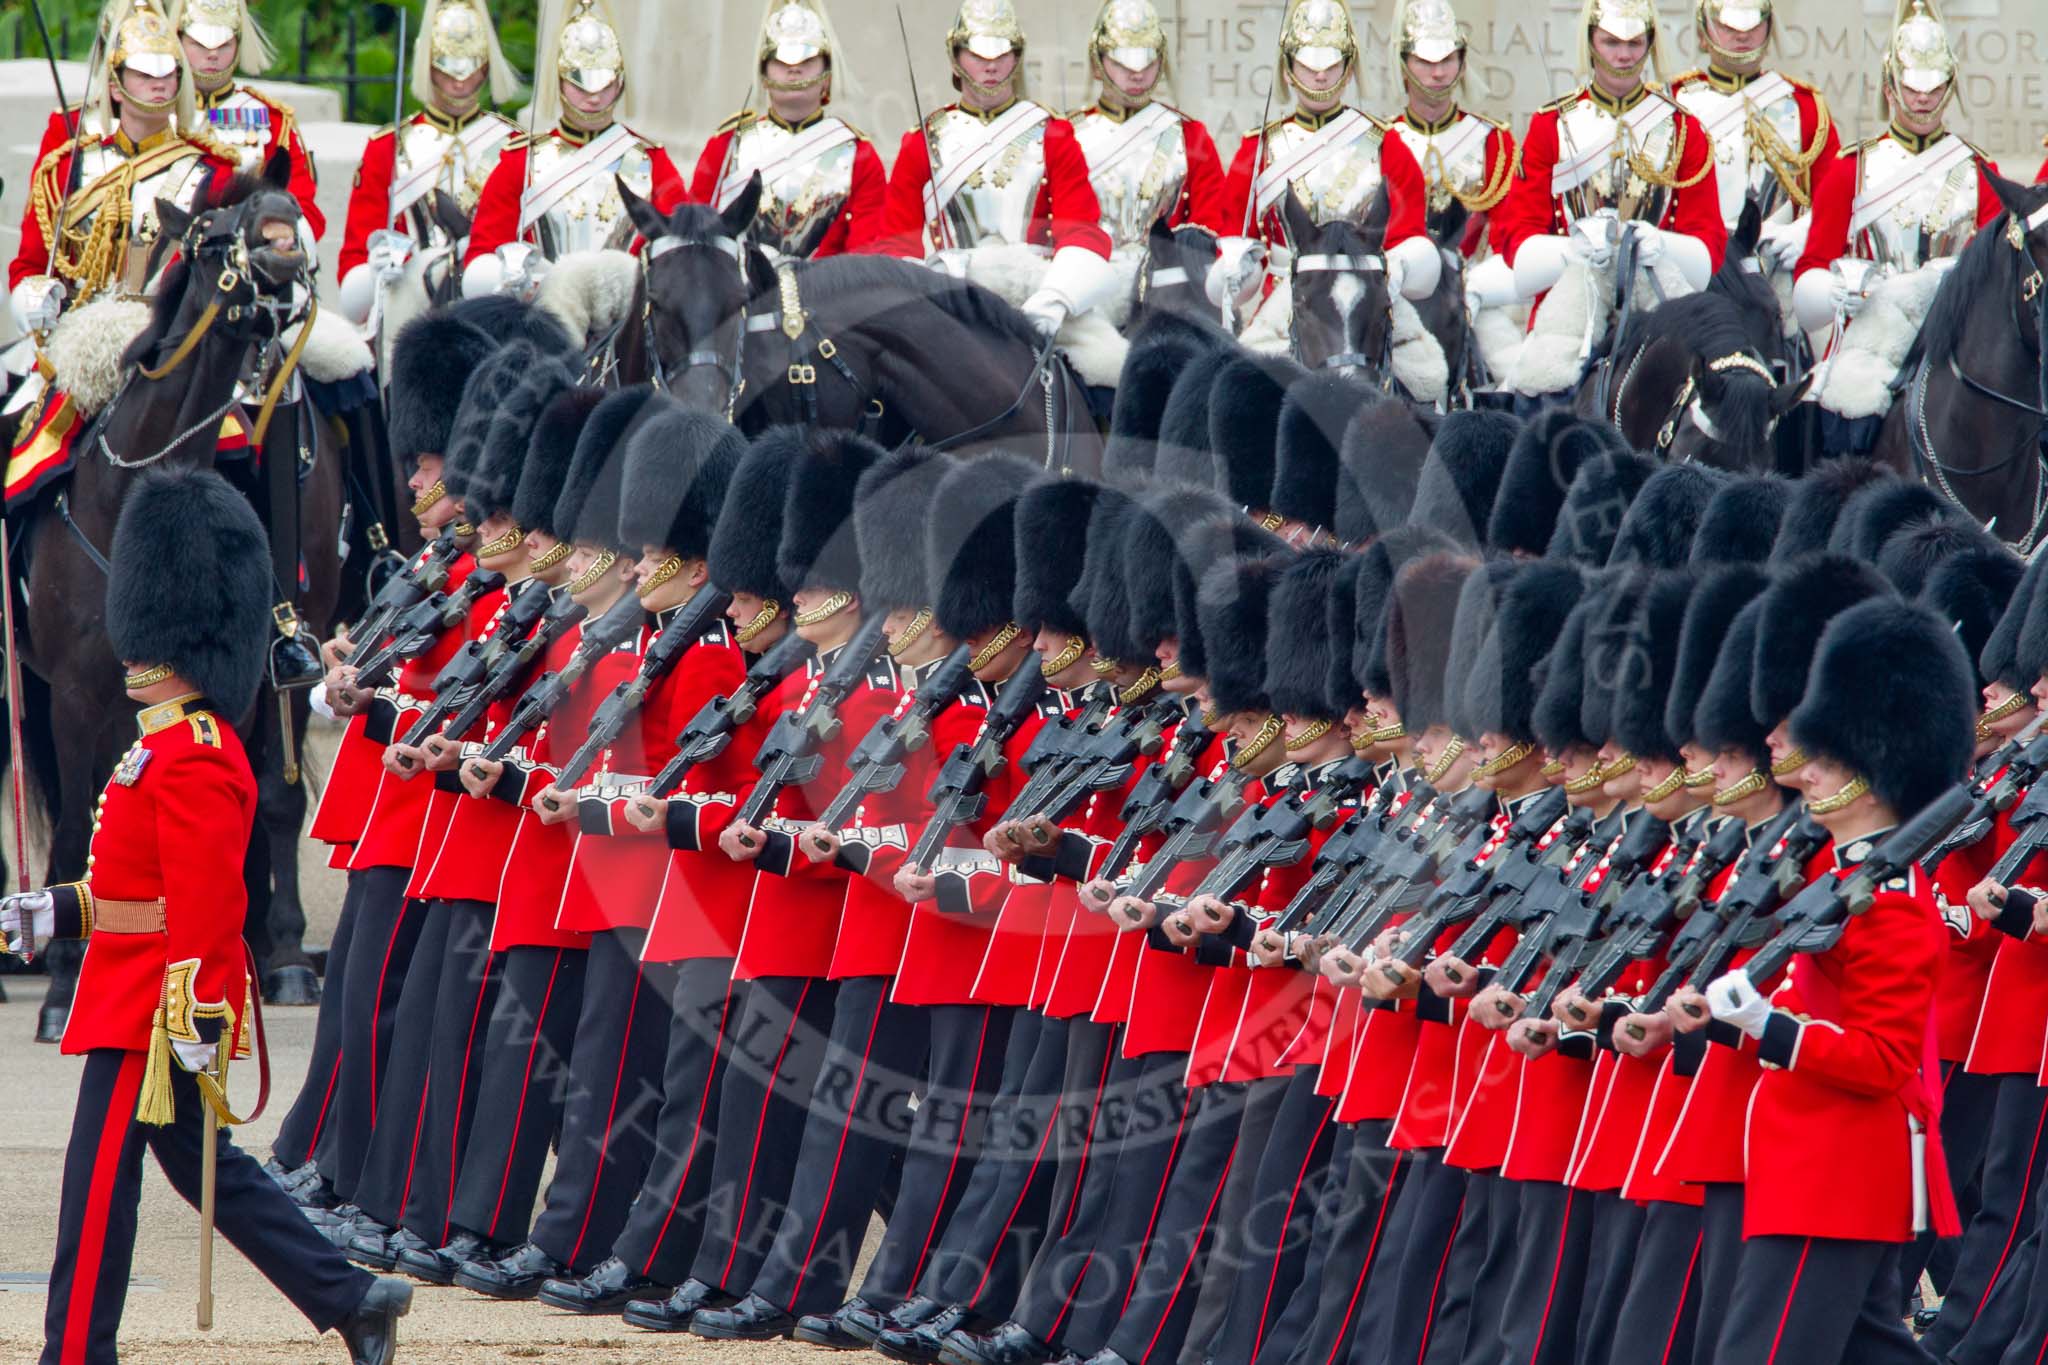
[1746,85,1833,209]
[1628,109,1714,193]
[31,137,135,308]
[1441,127,1519,214]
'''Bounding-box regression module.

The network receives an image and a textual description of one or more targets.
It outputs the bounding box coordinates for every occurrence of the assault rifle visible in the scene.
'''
[906,655,1050,875]
[390,577,559,769]
[1088,705,1221,883]
[433,589,589,752]
[1035,690,1179,823]
[645,631,816,799]
[1384,786,1573,972]
[810,642,978,842]
[1922,729,2048,877]
[1259,778,1431,942]
[468,589,650,768]
[1479,805,1633,1002]
[1312,786,1489,952]
[349,567,507,689]
[1516,812,1673,1023]
[729,614,893,842]
[994,689,1118,824]
[347,529,460,651]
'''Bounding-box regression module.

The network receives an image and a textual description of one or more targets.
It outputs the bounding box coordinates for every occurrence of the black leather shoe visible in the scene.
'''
[692,1291,798,1341]
[336,1276,412,1365]
[454,1242,568,1300]
[878,1306,987,1364]
[1083,1351,1134,1365]
[941,1321,1056,1365]
[270,610,324,691]
[344,1219,399,1271]
[537,1255,670,1313]
[887,1295,948,1331]
[622,1278,735,1332]
[397,1230,503,1286]
[794,1296,888,1348]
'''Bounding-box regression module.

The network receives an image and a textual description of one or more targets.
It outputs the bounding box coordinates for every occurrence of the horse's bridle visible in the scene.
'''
[1653,351,1775,455]
[640,232,749,419]
[1291,251,1397,387]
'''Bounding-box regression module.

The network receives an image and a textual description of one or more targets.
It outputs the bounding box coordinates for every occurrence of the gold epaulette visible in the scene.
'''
[1843,133,1883,158]
[1469,109,1509,133]
[1666,68,1707,88]
[716,107,756,135]
[1539,89,1584,115]
[191,128,240,163]
[186,712,223,748]
[369,121,398,139]
[506,130,537,151]
[836,114,870,142]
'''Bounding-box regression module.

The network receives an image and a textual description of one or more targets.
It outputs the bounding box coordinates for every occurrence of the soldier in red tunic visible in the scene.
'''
[2,468,409,1363]
[170,0,324,238]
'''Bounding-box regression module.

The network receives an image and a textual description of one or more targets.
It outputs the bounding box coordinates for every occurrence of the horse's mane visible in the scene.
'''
[1620,290,1774,457]
[119,259,192,369]
[797,253,1047,354]
[1917,188,2045,372]
[206,168,270,210]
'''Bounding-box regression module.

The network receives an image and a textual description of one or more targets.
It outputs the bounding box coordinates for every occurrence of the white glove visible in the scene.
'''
[1568,216,1618,270]
[1627,223,1666,268]
[9,276,66,334]
[366,228,414,282]
[1207,235,1270,309]
[0,890,54,959]
[1021,290,1069,339]
[1758,216,1810,271]
[336,264,377,325]
[1791,267,1836,334]
[460,252,504,299]
[1512,235,1572,300]
[1705,968,1771,1039]
[1829,276,1868,321]
[1386,235,1443,302]
[171,1036,218,1074]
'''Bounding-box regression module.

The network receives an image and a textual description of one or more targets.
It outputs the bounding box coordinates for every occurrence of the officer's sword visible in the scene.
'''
[898,6,954,252]
[0,507,32,963]
[198,1093,217,1330]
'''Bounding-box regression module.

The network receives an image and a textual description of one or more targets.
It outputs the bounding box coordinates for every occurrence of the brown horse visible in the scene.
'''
[1875,171,2048,551]
[18,153,343,1039]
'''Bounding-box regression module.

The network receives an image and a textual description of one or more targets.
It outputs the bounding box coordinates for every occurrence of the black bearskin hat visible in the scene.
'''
[1266,549,1349,720]
[1199,553,1288,715]
[1274,372,1373,532]
[1693,597,1766,757]
[1789,599,1975,816]
[1828,479,1955,562]
[1985,550,2048,690]
[778,429,887,594]
[854,447,952,612]
[1325,554,1364,716]
[1750,555,1891,727]
[1153,348,1238,490]
[1354,526,1456,700]
[1336,398,1434,543]
[1690,475,1792,567]
[1533,585,1605,755]
[1917,546,2024,689]
[1408,411,1514,549]
[1578,573,1650,747]
[1611,570,1695,763]
[617,399,746,561]
[442,341,543,514]
[1669,563,1767,753]
[556,384,658,550]
[1444,558,1522,739]
[1387,552,1477,734]
[1105,319,1227,484]
[1544,451,1656,566]
[1169,512,1288,681]
[516,387,607,539]
[1461,559,1586,744]
[447,294,578,356]
[1608,463,1724,570]
[1075,488,1148,665]
[930,453,1041,640]
[387,313,503,463]
[1874,518,2000,597]
[1014,477,1104,637]
[467,353,578,524]
[711,426,805,602]
[106,467,272,720]
[1769,456,1895,564]
[1209,352,1305,513]
[1121,484,1238,657]
[1485,409,1629,556]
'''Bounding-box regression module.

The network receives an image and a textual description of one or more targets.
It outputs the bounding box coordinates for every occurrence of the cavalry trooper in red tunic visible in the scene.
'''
[170,0,324,238]
[1667,0,1841,272]
[1066,0,1229,247]
[1490,0,1726,304]
[462,0,688,298]
[1,467,410,1364]
[336,0,524,326]
[877,0,1117,338]
[690,0,888,259]
[1213,0,1440,318]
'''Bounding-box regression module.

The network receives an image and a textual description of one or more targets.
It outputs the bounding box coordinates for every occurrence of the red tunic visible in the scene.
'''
[1219,118,1429,252]
[687,123,889,257]
[1791,137,2002,281]
[875,107,1112,260]
[9,132,237,289]
[463,127,689,265]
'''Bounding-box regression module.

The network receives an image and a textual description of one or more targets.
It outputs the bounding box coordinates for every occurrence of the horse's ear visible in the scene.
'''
[617,176,669,242]
[1431,201,1468,250]
[262,147,292,191]
[1279,188,1318,257]
[1734,197,1762,258]
[721,173,764,238]
[1148,214,1177,260]
[1770,369,1816,417]
[1988,168,2048,223]
[1360,184,1391,249]
[155,197,193,243]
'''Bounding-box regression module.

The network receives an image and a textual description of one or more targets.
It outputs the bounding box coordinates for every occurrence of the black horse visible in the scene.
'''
[18,154,343,1038]
[1279,188,1403,393]
[1126,217,1225,330]
[605,176,1103,474]
[1875,171,2048,550]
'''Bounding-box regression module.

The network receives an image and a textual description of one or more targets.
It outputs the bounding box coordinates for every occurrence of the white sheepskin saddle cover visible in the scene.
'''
[1496,255,1698,398]
[1815,265,1946,421]
[538,249,640,347]
[1236,277,1451,405]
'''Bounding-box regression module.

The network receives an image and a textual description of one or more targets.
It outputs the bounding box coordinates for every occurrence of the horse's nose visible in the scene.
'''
[258,218,298,252]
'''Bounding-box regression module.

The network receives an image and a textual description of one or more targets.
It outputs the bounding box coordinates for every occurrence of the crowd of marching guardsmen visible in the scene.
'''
[200,277,2048,1365]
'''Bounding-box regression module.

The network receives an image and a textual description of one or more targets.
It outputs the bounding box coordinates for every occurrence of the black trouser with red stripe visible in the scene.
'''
[352,897,501,1235]
[445,942,589,1245]
[1189,1069,1335,1365]
[927,1014,1103,1320]
[686,974,841,1293]
[43,1050,373,1365]
[859,1001,1016,1310]
[1922,1074,2048,1359]
[1012,1045,1191,1349]
[1576,1191,1646,1365]
[315,867,423,1201]
[1421,1169,1519,1365]
[1275,1123,1419,1365]
[1490,1182,1594,1365]
[273,867,365,1169]
[1098,1078,1262,1364]
[1902,1062,1996,1308]
[1690,1183,1746,1365]
[610,957,747,1285]
[1709,1234,1928,1365]
[526,926,674,1272]
[748,975,927,1314]
[1608,1199,1704,1365]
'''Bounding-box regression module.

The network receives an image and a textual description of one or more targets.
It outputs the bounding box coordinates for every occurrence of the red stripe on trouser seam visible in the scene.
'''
[61,1052,146,1365]
[394,1068,434,1220]
[1409,1181,1462,1365]
[1137,1146,1237,1361]
[1318,1147,1407,1365]
[782,991,889,1308]
[719,980,813,1285]
[367,904,414,1121]
[966,1033,1097,1303]
[1252,1105,1335,1361]
[1058,1041,1121,1239]
[437,938,499,1239]
[1526,1193,1580,1365]
[488,949,566,1233]
[1118,1089,1199,1315]
[640,976,737,1278]
[903,1009,994,1288]
[1984,1091,2048,1303]
[1658,1231,1704,1365]
[565,962,649,1266]
[302,1050,343,1152]
[1048,1087,1194,1337]
[1764,1238,1813,1364]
